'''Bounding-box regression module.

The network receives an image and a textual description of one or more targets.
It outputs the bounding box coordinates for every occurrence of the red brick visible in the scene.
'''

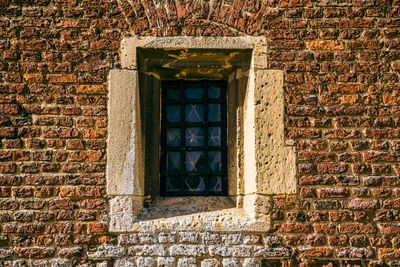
[46,74,77,83]
[76,84,106,94]
[339,223,377,234]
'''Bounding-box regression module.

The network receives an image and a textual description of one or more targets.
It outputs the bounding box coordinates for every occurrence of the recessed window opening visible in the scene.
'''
[160,80,228,196]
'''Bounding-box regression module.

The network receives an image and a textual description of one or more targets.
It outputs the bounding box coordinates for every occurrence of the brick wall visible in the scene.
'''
[1,0,400,266]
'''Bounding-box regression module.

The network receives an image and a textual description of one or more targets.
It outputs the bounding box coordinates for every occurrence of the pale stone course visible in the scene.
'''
[243,258,261,267]
[128,244,167,256]
[225,234,242,245]
[136,257,156,267]
[138,233,158,243]
[158,233,176,243]
[114,258,135,267]
[86,245,126,258]
[49,259,70,267]
[222,259,240,267]
[177,258,196,267]
[253,247,291,257]
[118,234,139,245]
[157,257,175,267]
[169,245,207,256]
[201,258,220,267]
[178,232,200,243]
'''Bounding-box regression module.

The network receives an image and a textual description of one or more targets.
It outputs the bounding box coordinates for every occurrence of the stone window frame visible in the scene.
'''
[107,36,296,232]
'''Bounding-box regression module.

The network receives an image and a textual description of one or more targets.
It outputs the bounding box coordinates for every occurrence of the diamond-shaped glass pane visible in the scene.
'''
[185,104,204,123]
[167,105,180,123]
[209,176,222,192]
[185,87,203,99]
[167,89,180,101]
[167,128,181,146]
[208,127,221,147]
[185,151,206,172]
[208,86,221,99]
[166,152,181,172]
[208,151,222,172]
[208,104,220,122]
[185,127,204,147]
[184,176,205,192]
[166,176,180,192]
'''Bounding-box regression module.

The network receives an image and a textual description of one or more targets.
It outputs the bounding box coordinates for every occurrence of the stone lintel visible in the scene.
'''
[121,36,267,70]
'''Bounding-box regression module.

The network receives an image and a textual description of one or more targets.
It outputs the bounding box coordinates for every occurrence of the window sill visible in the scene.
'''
[110,196,270,233]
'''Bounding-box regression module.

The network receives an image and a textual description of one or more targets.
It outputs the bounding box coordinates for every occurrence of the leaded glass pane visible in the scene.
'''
[167,128,181,147]
[185,151,206,172]
[167,105,180,123]
[209,176,222,192]
[184,176,205,192]
[208,86,220,99]
[208,127,221,147]
[161,80,227,196]
[185,127,204,147]
[166,176,180,192]
[166,152,180,172]
[208,151,222,172]
[185,86,203,99]
[208,104,220,122]
[167,89,180,100]
[185,104,204,122]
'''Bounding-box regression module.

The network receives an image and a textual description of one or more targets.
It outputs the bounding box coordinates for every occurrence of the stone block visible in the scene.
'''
[107,69,143,196]
[177,258,197,267]
[87,245,126,258]
[157,257,176,267]
[109,196,142,232]
[115,258,136,267]
[136,257,156,267]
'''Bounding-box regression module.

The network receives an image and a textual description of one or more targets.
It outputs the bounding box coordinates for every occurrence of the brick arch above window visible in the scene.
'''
[118,0,265,35]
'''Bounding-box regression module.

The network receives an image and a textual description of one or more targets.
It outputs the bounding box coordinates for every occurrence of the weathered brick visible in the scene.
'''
[46,74,77,83]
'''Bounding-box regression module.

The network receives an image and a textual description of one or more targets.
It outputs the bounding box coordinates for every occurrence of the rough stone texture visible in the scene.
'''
[177,257,197,267]
[109,196,140,232]
[222,259,240,267]
[107,70,142,196]
[157,257,176,267]
[115,258,136,267]
[86,245,126,258]
[254,70,297,194]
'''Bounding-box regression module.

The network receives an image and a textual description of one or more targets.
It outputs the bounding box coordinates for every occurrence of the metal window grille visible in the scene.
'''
[160,80,228,196]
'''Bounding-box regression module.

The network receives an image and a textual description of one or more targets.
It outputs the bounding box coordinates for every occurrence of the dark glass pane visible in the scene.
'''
[184,176,205,192]
[185,151,206,172]
[165,176,180,192]
[167,89,180,101]
[209,176,222,192]
[208,151,222,172]
[185,104,204,123]
[208,86,221,99]
[185,86,203,99]
[208,104,221,122]
[208,127,221,147]
[167,105,180,123]
[185,127,204,147]
[161,80,227,196]
[166,152,181,172]
[167,128,181,146]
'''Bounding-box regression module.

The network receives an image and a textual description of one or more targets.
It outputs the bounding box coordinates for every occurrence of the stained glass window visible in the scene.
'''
[160,80,227,196]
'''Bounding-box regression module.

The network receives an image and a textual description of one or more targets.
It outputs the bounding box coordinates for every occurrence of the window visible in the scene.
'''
[107,37,296,233]
[160,80,227,196]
